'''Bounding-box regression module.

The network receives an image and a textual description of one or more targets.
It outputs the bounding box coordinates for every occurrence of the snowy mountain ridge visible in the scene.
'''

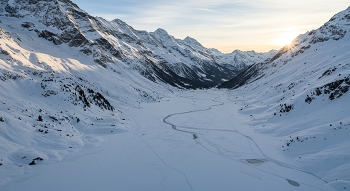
[219,6,350,190]
[216,49,277,71]
[0,0,270,89]
[220,6,350,89]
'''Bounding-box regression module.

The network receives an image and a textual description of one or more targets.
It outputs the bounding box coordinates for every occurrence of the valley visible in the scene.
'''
[0,1,349,190]
[0,90,337,191]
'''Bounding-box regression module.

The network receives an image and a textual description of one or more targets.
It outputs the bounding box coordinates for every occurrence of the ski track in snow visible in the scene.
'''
[0,90,340,191]
[133,120,196,191]
[163,93,329,191]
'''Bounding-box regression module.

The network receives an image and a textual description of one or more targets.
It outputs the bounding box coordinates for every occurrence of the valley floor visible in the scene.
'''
[1,90,336,191]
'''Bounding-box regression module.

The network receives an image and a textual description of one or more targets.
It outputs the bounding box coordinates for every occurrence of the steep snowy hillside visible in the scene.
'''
[0,0,264,89]
[219,6,350,190]
[0,5,170,186]
[219,6,350,89]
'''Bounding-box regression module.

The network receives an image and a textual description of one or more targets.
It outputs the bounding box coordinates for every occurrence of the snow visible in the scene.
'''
[0,1,349,190]
[0,91,336,191]
[218,9,350,189]
[0,11,169,188]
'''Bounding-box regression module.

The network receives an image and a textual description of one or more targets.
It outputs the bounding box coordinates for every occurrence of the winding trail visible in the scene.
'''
[162,94,329,191]
[163,96,224,139]
[1,91,337,191]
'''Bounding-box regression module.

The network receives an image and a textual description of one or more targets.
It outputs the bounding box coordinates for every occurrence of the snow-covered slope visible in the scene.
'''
[0,0,172,184]
[219,6,350,89]
[0,0,268,185]
[0,0,266,89]
[219,6,350,190]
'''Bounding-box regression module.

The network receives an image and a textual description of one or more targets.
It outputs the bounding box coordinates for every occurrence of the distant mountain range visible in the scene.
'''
[0,0,272,89]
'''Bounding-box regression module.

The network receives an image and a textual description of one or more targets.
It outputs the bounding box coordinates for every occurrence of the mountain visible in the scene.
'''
[219,6,350,89]
[0,0,269,89]
[0,0,271,182]
[2,0,349,190]
[219,6,350,190]
[0,0,164,184]
[213,49,277,71]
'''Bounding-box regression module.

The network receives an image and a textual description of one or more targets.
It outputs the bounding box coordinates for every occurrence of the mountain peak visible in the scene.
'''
[154,28,169,35]
[232,49,243,54]
[112,18,127,25]
[58,0,80,8]
[327,6,350,23]
[1,0,82,18]
[184,36,196,42]
[110,18,136,32]
[4,0,80,8]
[183,36,203,48]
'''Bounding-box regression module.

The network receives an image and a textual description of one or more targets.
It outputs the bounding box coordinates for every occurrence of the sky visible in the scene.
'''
[71,0,349,53]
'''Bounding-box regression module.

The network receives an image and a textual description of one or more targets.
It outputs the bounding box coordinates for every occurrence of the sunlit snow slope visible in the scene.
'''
[0,0,270,89]
[0,1,170,184]
[220,6,350,190]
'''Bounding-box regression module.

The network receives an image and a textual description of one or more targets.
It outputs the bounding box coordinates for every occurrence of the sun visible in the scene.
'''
[277,31,298,46]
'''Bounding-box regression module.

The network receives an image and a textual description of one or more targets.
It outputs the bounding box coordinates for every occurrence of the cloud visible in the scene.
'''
[72,0,350,53]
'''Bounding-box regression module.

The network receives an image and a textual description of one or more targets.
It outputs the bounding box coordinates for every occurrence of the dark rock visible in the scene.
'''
[21,22,35,30]
[29,161,36,165]
[38,30,62,45]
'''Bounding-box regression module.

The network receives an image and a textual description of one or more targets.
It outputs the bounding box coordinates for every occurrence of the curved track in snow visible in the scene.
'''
[163,94,329,191]
[163,96,224,139]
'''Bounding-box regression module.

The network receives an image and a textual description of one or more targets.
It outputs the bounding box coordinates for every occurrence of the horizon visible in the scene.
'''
[73,1,348,53]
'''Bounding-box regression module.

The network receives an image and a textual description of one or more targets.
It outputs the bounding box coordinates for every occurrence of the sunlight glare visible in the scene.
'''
[278,31,298,46]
